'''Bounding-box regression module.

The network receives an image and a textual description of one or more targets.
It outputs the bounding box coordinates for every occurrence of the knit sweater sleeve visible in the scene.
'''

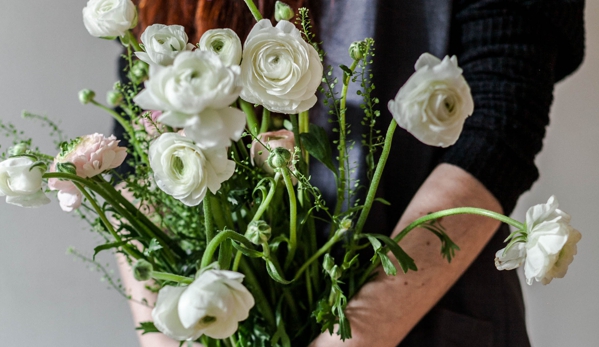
[440,0,585,214]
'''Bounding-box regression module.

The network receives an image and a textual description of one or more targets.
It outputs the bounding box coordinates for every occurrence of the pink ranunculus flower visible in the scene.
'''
[250,129,297,184]
[47,166,82,213]
[48,133,126,212]
[55,133,127,178]
[250,129,295,172]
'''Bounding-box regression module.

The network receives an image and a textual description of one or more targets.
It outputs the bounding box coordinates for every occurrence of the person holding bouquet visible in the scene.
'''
[107,0,585,346]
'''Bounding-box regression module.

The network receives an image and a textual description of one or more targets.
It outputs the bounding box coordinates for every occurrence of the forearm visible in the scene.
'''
[311,163,503,346]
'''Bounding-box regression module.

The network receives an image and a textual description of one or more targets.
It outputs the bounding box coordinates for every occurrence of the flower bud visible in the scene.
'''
[129,60,149,84]
[348,41,366,60]
[274,1,295,22]
[246,220,272,245]
[339,216,352,232]
[8,143,29,156]
[78,89,96,105]
[267,147,292,170]
[107,90,123,106]
[132,259,153,281]
[56,162,77,175]
[323,253,335,273]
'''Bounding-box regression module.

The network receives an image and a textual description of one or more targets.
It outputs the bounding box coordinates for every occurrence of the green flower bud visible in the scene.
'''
[8,143,29,156]
[275,1,295,22]
[132,259,153,281]
[107,90,124,106]
[339,216,352,232]
[246,220,272,245]
[348,40,366,60]
[56,162,77,175]
[78,89,96,105]
[323,253,335,273]
[267,147,292,170]
[129,60,149,84]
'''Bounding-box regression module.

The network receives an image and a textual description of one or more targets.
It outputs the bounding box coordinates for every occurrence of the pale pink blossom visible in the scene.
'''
[56,133,127,178]
[250,130,297,184]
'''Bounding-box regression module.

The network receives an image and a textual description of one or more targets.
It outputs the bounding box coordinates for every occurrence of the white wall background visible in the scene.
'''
[0,1,596,346]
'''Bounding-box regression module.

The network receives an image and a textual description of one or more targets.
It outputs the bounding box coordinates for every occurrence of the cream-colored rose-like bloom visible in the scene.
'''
[250,129,296,181]
[523,196,581,285]
[198,28,242,66]
[152,270,255,341]
[82,0,137,38]
[240,19,323,114]
[136,24,195,66]
[149,132,235,206]
[388,53,474,147]
[134,50,245,148]
[0,157,50,208]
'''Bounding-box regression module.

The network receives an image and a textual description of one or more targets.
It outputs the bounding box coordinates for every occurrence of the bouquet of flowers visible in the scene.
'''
[0,0,582,346]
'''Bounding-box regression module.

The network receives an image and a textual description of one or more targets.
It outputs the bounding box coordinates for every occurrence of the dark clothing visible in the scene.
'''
[311,0,584,346]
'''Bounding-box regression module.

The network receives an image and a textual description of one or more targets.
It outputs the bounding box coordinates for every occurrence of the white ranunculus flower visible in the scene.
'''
[134,50,245,148]
[388,53,474,148]
[198,28,243,66]
[523,196,581,285]
[494,196,582,285]
[136,24,195,66]
[240,19,323,114]
[149,132,235,206]
[0,157,50,208]
[152,270,255,341]
[82,0,137,38]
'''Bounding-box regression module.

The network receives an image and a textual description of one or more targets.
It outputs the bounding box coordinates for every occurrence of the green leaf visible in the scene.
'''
[299,124,337,175]
[367,234,417,273]
[231,242,263,258]
[378,252,397,276]
[93,241,128,260]
[374,197,391,206]
[265,258,292,284]
[339,64,353,77]
[136,321,159,335]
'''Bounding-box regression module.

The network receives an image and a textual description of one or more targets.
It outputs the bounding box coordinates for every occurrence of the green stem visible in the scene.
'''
[354,121,397,235]
[238,258,276,329]
[151,271,193,284]
[260,108,271,134]
[204,194,215,243]
[293,230,343,281]
[299,111,310,166]
[334,59,360,215]
[243,0,263,21]
[201,231,256,268]
[74,182,141,260]
[252,174,281,222]
[94,178,183,260]
[89,100,148,165]
[239,99,259,136]
[281,168,298,269]
[357,207,524,286]
[124,30,143,52]
[394,207,524,242]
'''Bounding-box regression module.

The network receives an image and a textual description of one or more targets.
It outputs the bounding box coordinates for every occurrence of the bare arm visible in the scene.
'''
[311,163,503,346]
